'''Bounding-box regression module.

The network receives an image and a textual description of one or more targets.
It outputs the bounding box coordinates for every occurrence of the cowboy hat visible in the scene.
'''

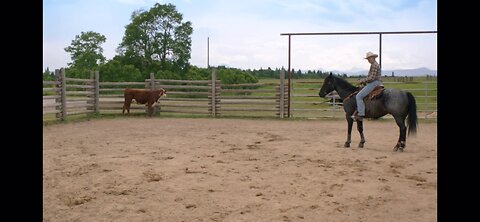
[364,52,378,59]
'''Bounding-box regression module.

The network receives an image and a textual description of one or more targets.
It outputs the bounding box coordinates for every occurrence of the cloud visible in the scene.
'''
[185,0,436,70]
[186,0,436,71]
[43,0,437,73]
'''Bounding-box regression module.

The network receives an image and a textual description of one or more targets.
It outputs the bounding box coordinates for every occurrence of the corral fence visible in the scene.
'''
[289,78,437,119]
[43,68,436,121]
[43,69,98,118]
[43,68,288,120]
[280,30,437,118]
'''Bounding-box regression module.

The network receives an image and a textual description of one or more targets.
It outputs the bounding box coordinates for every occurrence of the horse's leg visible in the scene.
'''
[356,120,365,148]
[345,114,354,147]
[393,115,407,152]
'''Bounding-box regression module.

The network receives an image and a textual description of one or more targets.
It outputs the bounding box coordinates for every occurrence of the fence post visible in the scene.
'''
[54,69,61,120]
[332,97,336,118]
[55,68,67,121]
[150,73,155,90]
[289,75,294,118]
[279,68,285,118]
[88,71,94,114]
[211,68,217,117]
[425,81,429,116]
[94,71,100,113]
[149,73,158,115]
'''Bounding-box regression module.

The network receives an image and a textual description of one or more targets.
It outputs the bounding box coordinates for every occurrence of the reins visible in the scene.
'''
[331,77,359,102]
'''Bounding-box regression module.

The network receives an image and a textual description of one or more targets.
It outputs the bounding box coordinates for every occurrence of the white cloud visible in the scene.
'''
[44,0,437,73]
[186,0,436,72]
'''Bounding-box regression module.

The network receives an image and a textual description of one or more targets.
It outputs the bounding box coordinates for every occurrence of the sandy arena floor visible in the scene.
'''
[43,117,437,222]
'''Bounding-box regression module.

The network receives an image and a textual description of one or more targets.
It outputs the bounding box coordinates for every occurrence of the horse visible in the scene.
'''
[318,73,417,151]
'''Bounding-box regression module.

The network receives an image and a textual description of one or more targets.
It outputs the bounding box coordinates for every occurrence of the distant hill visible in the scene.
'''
[337,67,437,77]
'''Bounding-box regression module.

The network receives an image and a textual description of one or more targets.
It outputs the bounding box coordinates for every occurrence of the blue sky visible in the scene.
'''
[43,0,437,73]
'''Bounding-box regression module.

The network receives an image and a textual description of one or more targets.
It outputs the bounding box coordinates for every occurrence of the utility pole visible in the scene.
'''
[207,37,210,68]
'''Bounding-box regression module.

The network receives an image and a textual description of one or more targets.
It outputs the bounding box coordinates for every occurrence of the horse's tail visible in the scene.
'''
[406,92,418,136]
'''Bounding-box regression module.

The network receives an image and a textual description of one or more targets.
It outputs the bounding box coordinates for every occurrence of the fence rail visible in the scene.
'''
[43,68,436,120]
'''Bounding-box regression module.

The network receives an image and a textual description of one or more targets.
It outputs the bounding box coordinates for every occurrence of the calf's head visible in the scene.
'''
[154,88,167,102]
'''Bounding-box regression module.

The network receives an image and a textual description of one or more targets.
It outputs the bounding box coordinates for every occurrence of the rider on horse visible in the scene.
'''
[353,51,383,121]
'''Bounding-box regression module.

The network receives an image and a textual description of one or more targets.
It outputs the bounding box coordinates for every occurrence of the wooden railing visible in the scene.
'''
[43,68,436,120]
[43,68,289,120]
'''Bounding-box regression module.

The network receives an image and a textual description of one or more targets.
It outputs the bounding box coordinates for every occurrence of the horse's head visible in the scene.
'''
[319,73,335,98]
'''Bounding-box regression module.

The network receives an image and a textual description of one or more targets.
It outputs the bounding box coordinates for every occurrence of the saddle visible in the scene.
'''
[345,85,385,102]
[365,85,385,101]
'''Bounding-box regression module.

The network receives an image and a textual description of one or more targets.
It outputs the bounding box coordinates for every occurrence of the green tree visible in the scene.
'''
[99,60,142,82]
[216,68,258,85]
[155,70,181,80]
[118,3,193,74]
[43,67,54,81]
[64,31,106,70]
[64,67,91,79]
[185,66,210,80]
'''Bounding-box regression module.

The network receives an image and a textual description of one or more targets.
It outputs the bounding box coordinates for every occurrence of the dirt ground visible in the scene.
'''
[43,117,437,222]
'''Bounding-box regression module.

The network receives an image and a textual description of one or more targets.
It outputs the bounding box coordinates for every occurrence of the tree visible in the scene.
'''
[99,60,142,82]
[64,31,106,70]
[185,66,210,80]
[117,3,193,74]
[43,67,54,81]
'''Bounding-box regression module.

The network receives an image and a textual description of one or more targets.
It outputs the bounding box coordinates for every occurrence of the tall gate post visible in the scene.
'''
[279,68,285,118]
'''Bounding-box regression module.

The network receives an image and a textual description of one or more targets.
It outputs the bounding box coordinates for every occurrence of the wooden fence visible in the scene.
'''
[43,69,98,120]
[43,68,436,120]
[43,68,288,120]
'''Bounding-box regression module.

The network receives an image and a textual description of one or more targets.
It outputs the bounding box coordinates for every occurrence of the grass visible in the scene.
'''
[283,77,437,118]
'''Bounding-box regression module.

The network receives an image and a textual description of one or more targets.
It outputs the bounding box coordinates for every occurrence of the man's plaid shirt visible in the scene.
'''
[361,61,381,84]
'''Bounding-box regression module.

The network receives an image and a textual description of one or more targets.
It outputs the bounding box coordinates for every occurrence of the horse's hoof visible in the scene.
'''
[344,142,350,148]
[398,148,404,152]
[358,143,364,148]
[393,145,399,151]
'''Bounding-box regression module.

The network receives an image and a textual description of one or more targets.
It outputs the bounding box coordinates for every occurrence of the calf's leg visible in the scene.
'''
[123,99,132,115]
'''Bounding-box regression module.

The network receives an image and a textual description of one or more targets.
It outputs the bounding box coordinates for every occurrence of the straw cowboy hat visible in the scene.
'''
[364,51,378,59]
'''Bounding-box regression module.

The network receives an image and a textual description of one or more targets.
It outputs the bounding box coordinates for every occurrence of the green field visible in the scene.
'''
[258,76,437,119]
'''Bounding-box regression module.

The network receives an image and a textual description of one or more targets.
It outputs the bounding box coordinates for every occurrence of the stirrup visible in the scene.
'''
[351,114,364,121]
[351,111,358,120]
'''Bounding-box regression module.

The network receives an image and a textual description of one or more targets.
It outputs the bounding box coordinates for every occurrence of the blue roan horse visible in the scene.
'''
[318,73,417,151]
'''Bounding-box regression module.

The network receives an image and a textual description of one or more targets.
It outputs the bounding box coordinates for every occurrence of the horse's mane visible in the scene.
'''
[331,75,358,92]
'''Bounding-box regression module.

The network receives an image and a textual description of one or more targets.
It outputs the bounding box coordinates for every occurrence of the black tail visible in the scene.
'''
[406,92,418,136]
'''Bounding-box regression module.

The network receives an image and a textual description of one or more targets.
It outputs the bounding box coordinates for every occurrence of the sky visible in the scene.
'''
[43,0,437,73]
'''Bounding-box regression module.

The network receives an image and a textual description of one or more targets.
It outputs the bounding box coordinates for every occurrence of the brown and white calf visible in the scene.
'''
[122,88,167,116]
